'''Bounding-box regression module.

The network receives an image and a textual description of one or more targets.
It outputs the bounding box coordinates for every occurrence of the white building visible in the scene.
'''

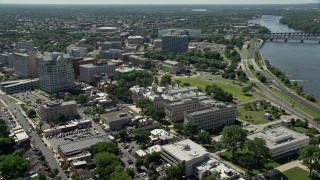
[12,51,38,78]
[164,99,203,122]
[161,139,210,177]
[127,36,144,45]
[67,44,88,58]
[184,103,237,130]
[38,53,75,93]
[247,126,310,159]
[149,129,176,144]
[79,62,115,84]
[37,101,78,122]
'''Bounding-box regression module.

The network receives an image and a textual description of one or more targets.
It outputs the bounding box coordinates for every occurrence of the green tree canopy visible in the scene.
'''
[0,155,29,179]
[91,141,119,155]
[221,125,247,157]
[160,74,172,86]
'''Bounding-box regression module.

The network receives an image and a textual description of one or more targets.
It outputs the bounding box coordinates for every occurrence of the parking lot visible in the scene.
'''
[12,90,50,109]
[48,125,107,151]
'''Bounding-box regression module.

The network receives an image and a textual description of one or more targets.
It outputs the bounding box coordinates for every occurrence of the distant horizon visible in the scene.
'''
[0,0,319,5]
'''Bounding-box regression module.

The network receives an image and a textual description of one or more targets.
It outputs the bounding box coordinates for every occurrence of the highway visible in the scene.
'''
[250,38,320,119]
[240,46,320,128]
[0,93,69,180]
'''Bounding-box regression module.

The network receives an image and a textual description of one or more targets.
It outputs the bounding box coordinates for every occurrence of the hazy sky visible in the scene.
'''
[1,0,319,4]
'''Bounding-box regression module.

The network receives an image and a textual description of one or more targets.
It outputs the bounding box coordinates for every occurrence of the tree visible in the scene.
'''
[0,155,29,179]
[197,131,212,145]
[299,145,320,176]
[144,152,161,166]
[314,118,320,127]
[27,109,37,118]
[184,121,199,139]
[245,138,271,168]
[306,94,316,102]
[117,129,128,140]
[221,125,247,157]
[165,164,183,180]
[173,123,184,134]
[160,74,172,86]
[0,137,15,155]
[54,113,66,124]
[109,166,132,180]
[132,129,151,143]
[0,118,8,137]
[91,141,119,155]
[205,171,221,180]
[242,85,252,95]
[93,152,122,180]
[36,98,42,104]
[135,158,143,169]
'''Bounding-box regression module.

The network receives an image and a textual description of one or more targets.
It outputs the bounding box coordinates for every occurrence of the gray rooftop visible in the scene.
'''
[59,136,107,155]
[100,110,133,123]
[163,60,179,65]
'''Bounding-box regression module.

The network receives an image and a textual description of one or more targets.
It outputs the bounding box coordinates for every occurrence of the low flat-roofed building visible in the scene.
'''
[102,49,124,59]
[100,111,133,130]
[161,139,209,177]
[43,119,91,137]
[157,60,189,75]
[9,128,30,148]
[37,101,78,122]
[127,36,144,45]
[79,62,115,84]
[66,152,92,163]
[58,136,108,160]
[184,103,237,130]
[0,78,39,94]
[247,126,310,159]
[149,129,176,145]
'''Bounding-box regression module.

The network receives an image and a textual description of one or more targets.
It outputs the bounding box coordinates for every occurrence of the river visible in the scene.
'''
[248,15,320,99]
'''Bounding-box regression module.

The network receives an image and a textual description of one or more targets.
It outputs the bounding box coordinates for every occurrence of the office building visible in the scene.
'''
[247,126,310,159]
[102,49,124,59]
[127,36,144,45]
[184,103,237,130]
[37,101,78,122]
[162,34,189,53]
[79,62,115,84]
[0,78,39,94]
[72,57,96,76]
[100,111,133,130]
[127,55,152,69]
[153,39,162,49]
[158,29,201,40]
[12,51,38,78]
[157,60,189,74]
[67,44,88,58]
[101,41,113,51]
[164,99,204,122]
[161,139,210,177]
[16,40,35,51]
[38,53,75,93]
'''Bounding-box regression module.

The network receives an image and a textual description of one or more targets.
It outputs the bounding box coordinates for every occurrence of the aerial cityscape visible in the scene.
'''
[0,1,320,180]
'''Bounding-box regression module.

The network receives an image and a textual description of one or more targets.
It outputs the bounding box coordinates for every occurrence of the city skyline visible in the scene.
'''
[1,0,319,4]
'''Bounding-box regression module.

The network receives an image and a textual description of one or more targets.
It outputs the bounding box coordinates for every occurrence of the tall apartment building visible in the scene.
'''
[16,40,35,51]
[67,44,88,58]
[164,99,203,122]
[12,51,38,78]
[184,103,237,130]
[38,53,75,93]
[37,101,78,122]
[162,34,189,53]
[79,62,115,84]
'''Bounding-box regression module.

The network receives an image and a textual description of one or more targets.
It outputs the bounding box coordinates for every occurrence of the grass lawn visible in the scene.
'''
[219,150,281,175]
[271,88,320,119]
[237,106,272,125]
[172,77,254,103]
[275,167,313,180]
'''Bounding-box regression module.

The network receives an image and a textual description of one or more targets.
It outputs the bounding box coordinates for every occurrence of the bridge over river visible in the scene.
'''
[266,32,320,43]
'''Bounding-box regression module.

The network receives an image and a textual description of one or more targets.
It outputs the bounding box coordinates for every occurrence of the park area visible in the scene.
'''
[237,100,286,125]
[172,76,255,103]
[275,167,313,180]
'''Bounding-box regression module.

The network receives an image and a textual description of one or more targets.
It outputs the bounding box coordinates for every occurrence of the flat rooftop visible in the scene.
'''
[100,110,133,122]
[59,136,107,155]
[247,126,309,149]
[161,139,208,162]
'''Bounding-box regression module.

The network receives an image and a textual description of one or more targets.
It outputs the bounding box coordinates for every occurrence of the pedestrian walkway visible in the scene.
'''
[276,160,309,172]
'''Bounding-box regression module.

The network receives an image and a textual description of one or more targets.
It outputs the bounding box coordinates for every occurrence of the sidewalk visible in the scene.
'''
[276,160,309,172]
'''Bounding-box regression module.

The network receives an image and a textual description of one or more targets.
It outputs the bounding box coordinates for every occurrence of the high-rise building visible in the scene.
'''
[162,34,189,53]
[12,51,38,78]
[16,40,35,51]
[158,29,201,39]
[38,53,75,93]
